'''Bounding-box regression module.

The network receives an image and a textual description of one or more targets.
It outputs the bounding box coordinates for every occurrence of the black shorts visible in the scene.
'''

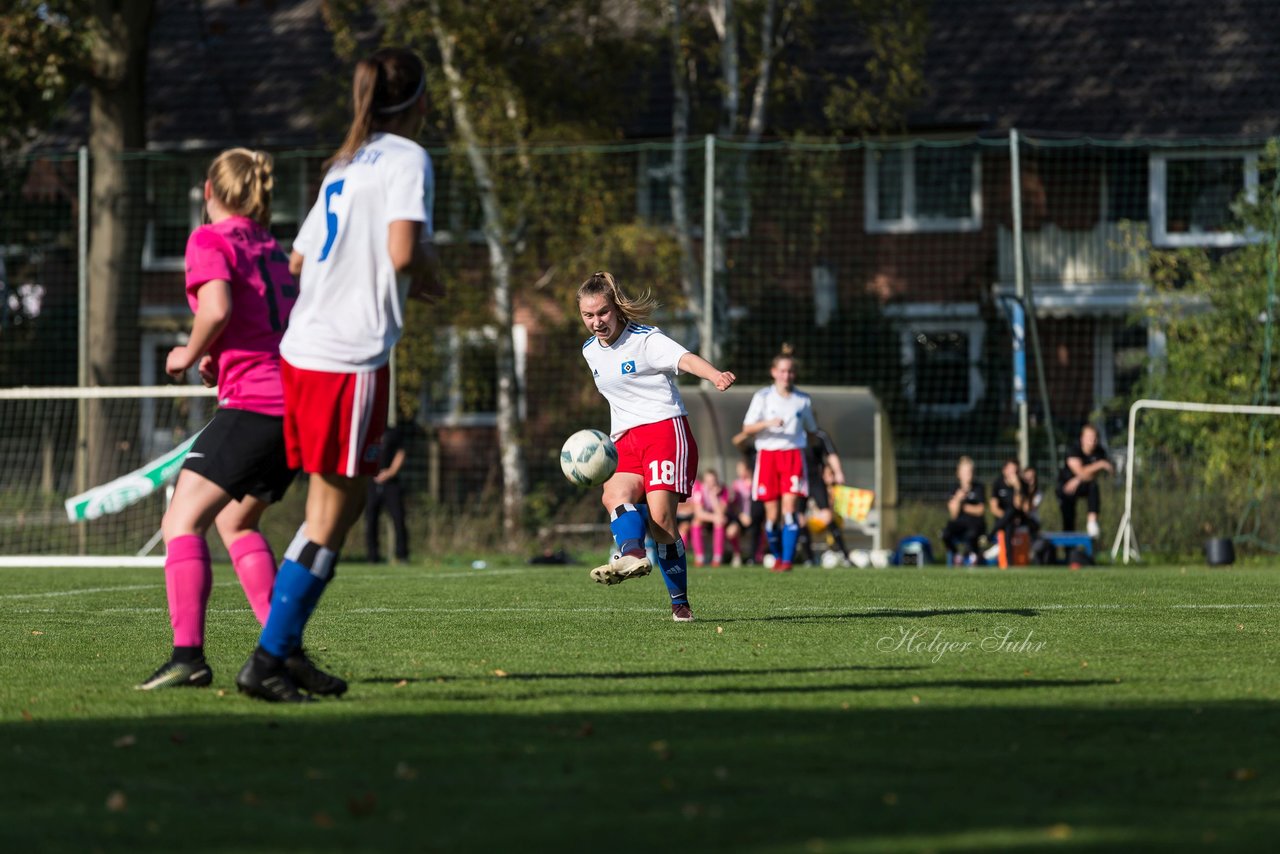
[809,477,831,512]
[182,408,297,503]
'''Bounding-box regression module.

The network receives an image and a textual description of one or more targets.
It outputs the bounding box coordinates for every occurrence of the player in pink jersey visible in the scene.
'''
[578,271,735,622]
[138,148,339,694]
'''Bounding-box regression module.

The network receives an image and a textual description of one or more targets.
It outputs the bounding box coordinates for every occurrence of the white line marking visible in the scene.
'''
[0,583,162,600]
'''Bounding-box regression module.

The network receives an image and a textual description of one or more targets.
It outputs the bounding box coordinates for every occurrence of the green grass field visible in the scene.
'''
[2,559,1277,852]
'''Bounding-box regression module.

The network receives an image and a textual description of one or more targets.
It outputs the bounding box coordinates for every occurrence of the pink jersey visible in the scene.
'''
[184,216,296,416]
[691,481,730,513]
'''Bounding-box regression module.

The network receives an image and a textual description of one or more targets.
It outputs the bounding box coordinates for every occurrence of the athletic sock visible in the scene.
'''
[609,503,648,557]
[765,519,782,559]
[228,532,277,626]
[781,513,800,564]
[164,534,212,649]
[655,540,689,606]
[172,644,205,664]
[257,528,337,659]
[827,525,851,561]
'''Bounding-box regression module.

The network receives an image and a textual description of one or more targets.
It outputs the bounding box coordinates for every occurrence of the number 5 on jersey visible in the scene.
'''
[319,179,345,261]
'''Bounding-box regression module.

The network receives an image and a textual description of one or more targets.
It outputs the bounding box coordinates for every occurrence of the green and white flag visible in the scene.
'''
[64,432,202,522]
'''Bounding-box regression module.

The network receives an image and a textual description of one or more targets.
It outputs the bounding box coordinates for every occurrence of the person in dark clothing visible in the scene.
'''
[797,428,851,565]
[942,455,986,563]
[989,457,1037,541]
[365,423,409,562]
[1056,424,1114,537]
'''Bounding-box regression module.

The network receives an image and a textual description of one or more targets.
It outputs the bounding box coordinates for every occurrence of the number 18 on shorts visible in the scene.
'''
[614,416,698,496]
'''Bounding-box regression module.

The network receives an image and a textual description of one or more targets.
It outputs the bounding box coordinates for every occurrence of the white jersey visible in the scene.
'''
[582,323,689,439]
[744,386,817,451]
[282,132,434,373]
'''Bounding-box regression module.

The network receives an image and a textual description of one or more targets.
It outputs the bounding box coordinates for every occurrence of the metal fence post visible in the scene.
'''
[701,134,715,364]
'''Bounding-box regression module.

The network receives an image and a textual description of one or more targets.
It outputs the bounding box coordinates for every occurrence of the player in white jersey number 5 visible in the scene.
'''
[578,271,736,623]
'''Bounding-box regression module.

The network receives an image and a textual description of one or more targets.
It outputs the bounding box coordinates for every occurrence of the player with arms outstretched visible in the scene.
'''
[235,48,439,702]
[578,271,735,622]
[139,148,314,691]
[740,344,842,572]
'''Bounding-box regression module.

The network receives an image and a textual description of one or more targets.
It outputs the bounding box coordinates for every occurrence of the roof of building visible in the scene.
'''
[850,0,1280,138]
[34,0,1280,151]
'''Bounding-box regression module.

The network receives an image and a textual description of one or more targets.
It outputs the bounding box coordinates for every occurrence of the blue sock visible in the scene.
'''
[655,540,688,605]
[258,529,337,659]
[781,513,800,563]
[766,519,782,559]
[610,503,648,557]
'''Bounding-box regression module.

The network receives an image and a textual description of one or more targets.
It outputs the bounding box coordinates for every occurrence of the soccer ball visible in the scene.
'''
[560,429,618,487]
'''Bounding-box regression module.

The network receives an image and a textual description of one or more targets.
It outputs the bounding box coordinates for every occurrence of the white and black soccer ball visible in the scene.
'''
[560,429,619,487]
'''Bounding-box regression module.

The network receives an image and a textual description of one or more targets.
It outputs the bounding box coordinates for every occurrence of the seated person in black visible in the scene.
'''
[797,428,850,565]
[1056,423,1114,538]
[989,457,1038,540]
[942,455,986,561]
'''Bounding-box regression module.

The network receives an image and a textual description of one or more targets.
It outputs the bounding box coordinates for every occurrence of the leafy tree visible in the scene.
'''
[1133,141,1280,551]
[0,2,89,151]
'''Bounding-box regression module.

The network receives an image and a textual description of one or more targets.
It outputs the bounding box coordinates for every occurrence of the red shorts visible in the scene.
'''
[615,416,699,497]
[753,448,808,502]
[282,359,389,477]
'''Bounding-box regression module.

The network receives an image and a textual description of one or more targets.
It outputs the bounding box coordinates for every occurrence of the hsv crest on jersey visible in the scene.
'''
[621,361,636,375]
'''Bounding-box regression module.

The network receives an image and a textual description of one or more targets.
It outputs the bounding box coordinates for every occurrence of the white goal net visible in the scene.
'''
[1112,399,1280,563]
[0,386,217,567]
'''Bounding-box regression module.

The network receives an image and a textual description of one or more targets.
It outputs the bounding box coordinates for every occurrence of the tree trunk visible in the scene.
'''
[746,0,778,141]
[430,3,527,537]
[667,0,703,344]
[87,0,153,485]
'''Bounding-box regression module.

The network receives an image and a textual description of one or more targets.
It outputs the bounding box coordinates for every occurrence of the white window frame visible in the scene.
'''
[885,302,985,416]
[635,147,749,238]
[864,146,983,234]
[1149,150,1258,248]
[143,156,307,271]
[425,324,527,427]
[143,162,202,272]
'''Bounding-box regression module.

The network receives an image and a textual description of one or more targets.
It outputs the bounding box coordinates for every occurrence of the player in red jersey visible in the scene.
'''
[578,271,736,622]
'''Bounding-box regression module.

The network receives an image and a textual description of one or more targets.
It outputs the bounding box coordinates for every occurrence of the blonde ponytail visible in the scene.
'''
[576,270,659,324]
[207,147,273,227]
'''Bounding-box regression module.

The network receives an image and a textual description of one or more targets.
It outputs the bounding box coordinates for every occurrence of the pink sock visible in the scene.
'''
[228,532,277,626]
[691,524,707,563]
[164,535,212,648]
[712,525,726,562]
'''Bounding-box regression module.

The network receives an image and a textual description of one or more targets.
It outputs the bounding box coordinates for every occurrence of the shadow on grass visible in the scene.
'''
[4,702,1277,851]
[717,607,1042,624]
[430,676,1117,703]
[362,664,926,685]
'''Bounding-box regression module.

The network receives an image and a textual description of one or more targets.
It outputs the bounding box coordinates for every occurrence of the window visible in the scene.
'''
[1104,150,1148,223]
[144,161,202,271]
[423,325,527,426]
[429,154,486,245]
[144,155,310,270]
[1149,151,1258,247]
[865,145,982,233]
[885,303,985,415]
[636,146,747,237]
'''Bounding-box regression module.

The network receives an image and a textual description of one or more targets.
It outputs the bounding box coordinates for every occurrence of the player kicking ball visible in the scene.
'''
[577,271,736,622]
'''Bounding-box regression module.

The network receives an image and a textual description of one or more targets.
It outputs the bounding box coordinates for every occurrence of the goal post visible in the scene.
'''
[0,385,217,568]
[1111,398,1280,563]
